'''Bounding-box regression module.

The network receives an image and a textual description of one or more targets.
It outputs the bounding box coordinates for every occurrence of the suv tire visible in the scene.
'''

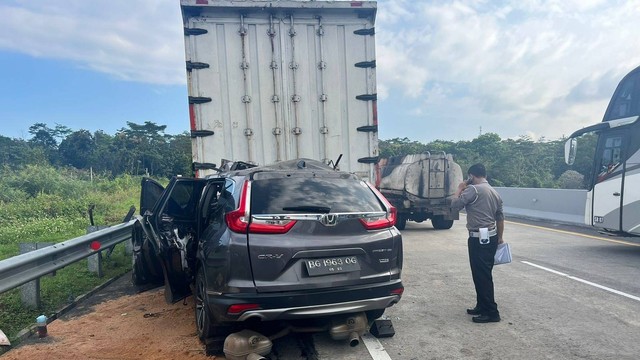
[195,267,232,355]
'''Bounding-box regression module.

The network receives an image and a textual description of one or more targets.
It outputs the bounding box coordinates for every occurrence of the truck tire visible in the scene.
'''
[431,216,454,230]
[396,215,407,230]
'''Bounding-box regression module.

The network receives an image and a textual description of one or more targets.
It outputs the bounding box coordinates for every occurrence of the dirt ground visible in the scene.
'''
[1,278,217,360]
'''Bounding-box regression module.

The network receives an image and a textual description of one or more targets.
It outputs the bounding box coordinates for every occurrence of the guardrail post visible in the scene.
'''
[87,226,109,277]
[124,236,133,256]
[19,243,53,308]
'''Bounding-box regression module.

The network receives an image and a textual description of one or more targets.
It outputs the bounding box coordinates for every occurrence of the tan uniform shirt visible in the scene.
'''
[450,180,504,231]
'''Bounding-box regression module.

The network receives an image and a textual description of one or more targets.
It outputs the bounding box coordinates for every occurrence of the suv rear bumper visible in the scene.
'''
[238,295,400,321]
[207,280,403,323]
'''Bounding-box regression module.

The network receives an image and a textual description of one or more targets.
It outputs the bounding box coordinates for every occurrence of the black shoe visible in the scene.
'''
[466,307,481,315]
[472,314,500,323]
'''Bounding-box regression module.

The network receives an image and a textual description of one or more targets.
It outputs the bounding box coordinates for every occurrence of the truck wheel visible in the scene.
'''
[431,216,454,230]
[195,267,232,355]
[396,215,407,230]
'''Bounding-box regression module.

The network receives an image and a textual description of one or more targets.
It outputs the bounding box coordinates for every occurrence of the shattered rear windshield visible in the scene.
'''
[250,178,383,214]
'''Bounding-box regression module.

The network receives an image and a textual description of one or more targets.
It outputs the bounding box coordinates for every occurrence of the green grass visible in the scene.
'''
[0,245,131,340]
[0,167,148,343]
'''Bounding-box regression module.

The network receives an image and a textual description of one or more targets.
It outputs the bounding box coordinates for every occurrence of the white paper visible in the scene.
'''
[0,328,10,346]
[494,243,512,265]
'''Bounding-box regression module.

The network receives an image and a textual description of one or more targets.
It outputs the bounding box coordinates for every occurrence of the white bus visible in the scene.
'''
[565,66,640,236]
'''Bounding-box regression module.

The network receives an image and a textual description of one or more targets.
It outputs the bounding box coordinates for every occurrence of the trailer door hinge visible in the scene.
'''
[193,162,217,171]
[190,130,215,138]
[355,60,376,68]
[189,96,212,104]
[357,125,378,133]
[356,94,377,101]
[358,156,380,164]
[186,61,210,71]
[244,128,254,136]
[184,28,208,36]
[292,127,302,135]
[354,28,375,36]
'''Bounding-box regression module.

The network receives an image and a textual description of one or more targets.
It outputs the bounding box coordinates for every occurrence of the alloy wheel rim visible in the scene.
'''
[196,277,205,332]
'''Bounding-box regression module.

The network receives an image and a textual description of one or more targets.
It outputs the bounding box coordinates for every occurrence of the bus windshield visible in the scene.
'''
[604,69,640,121]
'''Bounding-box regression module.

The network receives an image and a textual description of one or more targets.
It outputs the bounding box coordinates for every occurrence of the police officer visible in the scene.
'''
[450,163,504,323]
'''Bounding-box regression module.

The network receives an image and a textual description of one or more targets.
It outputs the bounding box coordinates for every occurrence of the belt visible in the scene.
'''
[469,228,497,238]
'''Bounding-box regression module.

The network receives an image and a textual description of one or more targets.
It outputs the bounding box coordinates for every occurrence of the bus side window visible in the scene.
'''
[598,136,623,180]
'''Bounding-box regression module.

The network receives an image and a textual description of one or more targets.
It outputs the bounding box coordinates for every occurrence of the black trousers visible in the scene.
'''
[468,235,499,316]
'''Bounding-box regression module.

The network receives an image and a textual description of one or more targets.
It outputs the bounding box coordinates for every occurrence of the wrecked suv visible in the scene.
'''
[131,159,403,352]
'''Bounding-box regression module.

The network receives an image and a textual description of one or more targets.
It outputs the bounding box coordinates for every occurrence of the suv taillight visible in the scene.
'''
[359,183,397,230]
[225,180,297,234]
[249,218,297,234]
[225,181,250,233]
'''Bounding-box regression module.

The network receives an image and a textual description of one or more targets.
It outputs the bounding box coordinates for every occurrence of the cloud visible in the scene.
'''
[2,0,640,142]
[375,0,640,140]
[0,0,185,85]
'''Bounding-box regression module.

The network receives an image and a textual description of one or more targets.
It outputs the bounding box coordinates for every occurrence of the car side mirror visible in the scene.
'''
[564,138,577,165]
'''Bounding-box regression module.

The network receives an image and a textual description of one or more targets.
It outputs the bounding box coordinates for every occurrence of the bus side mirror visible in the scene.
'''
[564,138,577,165]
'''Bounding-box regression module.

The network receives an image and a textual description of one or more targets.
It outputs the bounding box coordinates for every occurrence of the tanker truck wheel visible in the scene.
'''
[431,216,453,230]
[396,215,407,230]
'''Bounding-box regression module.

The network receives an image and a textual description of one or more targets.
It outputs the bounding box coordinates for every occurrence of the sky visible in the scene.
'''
[1,0,640,143]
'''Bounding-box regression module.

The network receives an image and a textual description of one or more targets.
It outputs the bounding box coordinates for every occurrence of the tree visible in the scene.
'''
[558,170,584,189]
[118,121,170,176]
[59,130,95,169]
[379,137,428,158]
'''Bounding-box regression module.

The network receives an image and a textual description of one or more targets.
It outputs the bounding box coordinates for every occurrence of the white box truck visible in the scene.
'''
[181,0,379,182]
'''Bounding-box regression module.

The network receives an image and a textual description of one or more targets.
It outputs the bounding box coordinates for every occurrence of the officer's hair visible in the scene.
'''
[468,163,486,178]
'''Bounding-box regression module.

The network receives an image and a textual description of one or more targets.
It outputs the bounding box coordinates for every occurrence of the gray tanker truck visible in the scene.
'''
[379,152,463,230]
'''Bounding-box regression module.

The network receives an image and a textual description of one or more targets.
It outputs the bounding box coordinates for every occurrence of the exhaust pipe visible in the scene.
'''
[349,331,360,347]
[329,312,368,347]
[223,330,272,360]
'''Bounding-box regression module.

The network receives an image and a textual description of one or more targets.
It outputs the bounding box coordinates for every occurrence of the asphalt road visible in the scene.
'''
[370,216,640,360]
[7,216,640,359]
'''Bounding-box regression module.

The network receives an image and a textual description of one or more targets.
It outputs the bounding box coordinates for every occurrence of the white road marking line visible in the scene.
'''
[522,261,640,302]
[361,332,393,360]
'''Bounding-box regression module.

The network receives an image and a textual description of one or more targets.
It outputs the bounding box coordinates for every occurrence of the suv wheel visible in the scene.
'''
[195,267,214,341]
[195,267,232,355]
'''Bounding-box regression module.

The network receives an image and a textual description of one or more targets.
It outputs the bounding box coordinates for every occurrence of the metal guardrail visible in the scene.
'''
[0,219,137,295]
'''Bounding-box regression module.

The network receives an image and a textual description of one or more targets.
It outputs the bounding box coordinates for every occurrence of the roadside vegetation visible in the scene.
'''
[0,121,597,344]
[0,165,141,342]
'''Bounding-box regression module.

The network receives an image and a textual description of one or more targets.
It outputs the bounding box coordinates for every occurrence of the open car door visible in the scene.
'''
[140,178,165,216]
[145,177,208,303]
